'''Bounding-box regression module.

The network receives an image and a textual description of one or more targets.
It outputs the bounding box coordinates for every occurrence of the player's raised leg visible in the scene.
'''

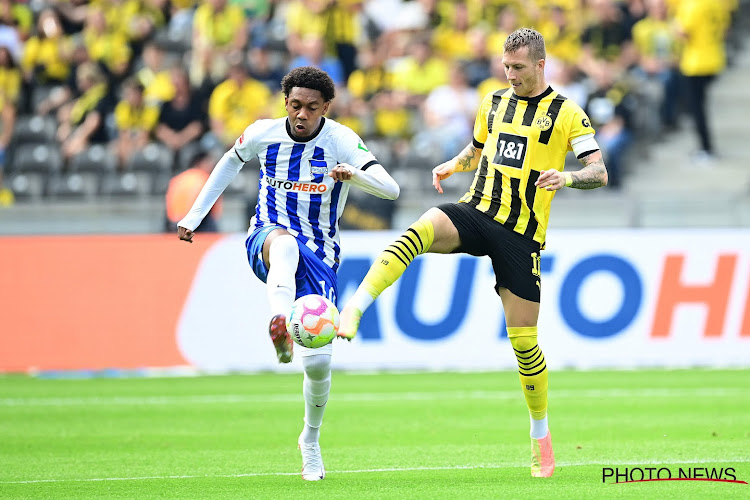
[501,289,554,477]
[265,232,299,363]
[298,352,331,480]
[339,207,462,339]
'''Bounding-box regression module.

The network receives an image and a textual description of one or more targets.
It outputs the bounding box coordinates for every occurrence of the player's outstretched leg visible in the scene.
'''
[507,326,554,477]
[298,353,331,480]
[266,234,298,363]
[337,305,362,341]
[338,219,434,339]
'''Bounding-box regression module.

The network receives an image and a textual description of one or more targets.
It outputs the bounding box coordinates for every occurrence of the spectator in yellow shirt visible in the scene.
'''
[347,45,390,101]
[538,4,582,65]
[326,0,362,81]
[191,0,248,86]
[0,46,20,106]
[432,2,473,60]
[372,90,412,141]
[631,0,680,131]
[284,0,329,57]
[82,7,132,86]
[113,77,160,169]
[22,9,73,86]
[137,42,175,105]
[675,0,729,161]
[208,61,271,147]
[486,5,521,55]
[390,37,449,107]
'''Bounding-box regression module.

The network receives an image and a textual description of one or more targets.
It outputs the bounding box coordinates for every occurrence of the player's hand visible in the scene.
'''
[432,161,456,194]
[177,226,194,243]
[535,170,566,191]
[330,163,354,182]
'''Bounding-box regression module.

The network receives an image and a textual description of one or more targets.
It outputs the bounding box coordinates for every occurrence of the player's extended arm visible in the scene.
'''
[177,149,244,241]
[535,150,608,191]
[433,142,482,194]
[535,132,609,191]
[570,150,609,189]
[330,163,400,200]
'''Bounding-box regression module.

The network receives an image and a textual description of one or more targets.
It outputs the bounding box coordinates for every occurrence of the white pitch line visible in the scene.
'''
[0,388,747,407]
[3,459,749,485]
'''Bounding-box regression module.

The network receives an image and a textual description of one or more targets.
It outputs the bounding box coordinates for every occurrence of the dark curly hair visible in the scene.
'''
[281,66,336,102]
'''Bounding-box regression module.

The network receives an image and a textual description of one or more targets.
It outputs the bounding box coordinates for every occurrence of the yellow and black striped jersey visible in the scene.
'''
[461,86,595,247]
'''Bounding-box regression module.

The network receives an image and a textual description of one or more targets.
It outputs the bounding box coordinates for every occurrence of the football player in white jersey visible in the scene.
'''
[177,67,399,480]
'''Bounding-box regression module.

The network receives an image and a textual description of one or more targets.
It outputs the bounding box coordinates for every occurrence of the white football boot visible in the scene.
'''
[298,436,325,481]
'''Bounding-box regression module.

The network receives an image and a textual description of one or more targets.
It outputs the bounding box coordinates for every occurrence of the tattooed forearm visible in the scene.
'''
[456,144,480,172]
[572,151,609,189]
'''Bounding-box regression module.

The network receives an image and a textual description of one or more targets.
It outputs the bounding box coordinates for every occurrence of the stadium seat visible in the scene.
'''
[7,172,48,201]
[11,114,57,145]
[99,170,156,198]
[11,143,64,175]
[176,141,204,172]
[151,171,171,195]
[47,172,100,200]
[125,142,174,174]
[68,145,118,174]
[224,158,260,197]
[362,138,394,169]
[29,85,63,112]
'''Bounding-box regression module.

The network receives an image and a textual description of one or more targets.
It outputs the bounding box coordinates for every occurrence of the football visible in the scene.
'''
[287,294,340,348]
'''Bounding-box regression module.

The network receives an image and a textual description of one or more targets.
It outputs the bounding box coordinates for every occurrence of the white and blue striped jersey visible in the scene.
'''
[235,117,379,272]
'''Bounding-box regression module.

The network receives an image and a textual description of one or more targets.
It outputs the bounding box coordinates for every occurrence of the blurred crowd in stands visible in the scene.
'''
[0,0,741,226]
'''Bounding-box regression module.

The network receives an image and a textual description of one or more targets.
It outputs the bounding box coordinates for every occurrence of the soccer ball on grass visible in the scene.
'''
[287,294,339,348]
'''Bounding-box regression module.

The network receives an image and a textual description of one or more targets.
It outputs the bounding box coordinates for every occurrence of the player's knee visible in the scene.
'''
[507,326,539,352]
[270,234,299,263]
[302,354,331,380]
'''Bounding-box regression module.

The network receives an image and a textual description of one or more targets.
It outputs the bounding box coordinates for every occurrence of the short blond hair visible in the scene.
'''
[503,28,546,61]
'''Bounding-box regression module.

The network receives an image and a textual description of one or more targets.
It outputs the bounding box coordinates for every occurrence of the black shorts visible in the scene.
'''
[437,202,542,302]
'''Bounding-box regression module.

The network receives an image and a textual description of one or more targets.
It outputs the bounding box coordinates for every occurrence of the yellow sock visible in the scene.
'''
[508,326,548,420]
[361,219,434,300]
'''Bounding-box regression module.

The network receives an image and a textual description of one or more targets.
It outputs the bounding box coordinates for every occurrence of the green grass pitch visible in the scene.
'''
[1,370,748,499]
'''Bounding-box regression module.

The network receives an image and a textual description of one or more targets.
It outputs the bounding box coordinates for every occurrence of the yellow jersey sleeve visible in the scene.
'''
[472,91,495,147]
[564,101,596,151]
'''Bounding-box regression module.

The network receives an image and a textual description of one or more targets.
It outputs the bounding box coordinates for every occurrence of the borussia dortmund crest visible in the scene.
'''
[535,114,553,131]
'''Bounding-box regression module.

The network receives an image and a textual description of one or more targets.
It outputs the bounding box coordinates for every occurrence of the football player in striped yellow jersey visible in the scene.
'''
[338,28,608,478]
